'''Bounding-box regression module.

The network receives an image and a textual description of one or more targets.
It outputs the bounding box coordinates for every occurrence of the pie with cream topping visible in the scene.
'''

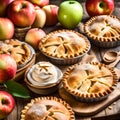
[26,61,62,87]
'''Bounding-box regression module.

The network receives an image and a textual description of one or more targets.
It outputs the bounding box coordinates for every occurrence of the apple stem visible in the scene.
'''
[99,2,105,8]
[2,99,7,105]
[69,1,75,4]
[21,3,27,9]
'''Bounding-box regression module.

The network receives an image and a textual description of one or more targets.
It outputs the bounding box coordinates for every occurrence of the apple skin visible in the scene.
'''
[0,91,15,119]
[0,18,14,40]
[42,4,59,26]
[7,0,36,27]
[0,0,14,17]
[58,1,83,29]
[32,6,46,28]
[25,28,46,50]
[29,0,49,7]
[85,0,114,17]
[0,54,17,83]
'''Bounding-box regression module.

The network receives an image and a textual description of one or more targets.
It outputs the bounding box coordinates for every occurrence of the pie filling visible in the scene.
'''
[39,30,90,58]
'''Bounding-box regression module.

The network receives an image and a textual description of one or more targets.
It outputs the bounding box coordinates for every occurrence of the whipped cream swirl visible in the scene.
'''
[27,61,62,86]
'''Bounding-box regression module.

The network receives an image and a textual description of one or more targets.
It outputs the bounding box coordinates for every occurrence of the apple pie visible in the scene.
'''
[84,15,120,48]
[0,39,34,69]
[39,29,91,65]
[62,62,118,102]
[21,96,75,120]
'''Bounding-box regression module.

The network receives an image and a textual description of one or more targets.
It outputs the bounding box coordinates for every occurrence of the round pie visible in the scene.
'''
[21,96,75,120]
[84,15,120,48]
[24,61,63,95]
[62,62,118,102]
[0,39,35,69]
[39,29,91,65]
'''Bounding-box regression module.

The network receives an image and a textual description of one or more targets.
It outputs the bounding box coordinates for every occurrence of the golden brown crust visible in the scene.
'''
[0,39,31,68]
[84,15,120,42]
[39,29,90,59]
[62,62,118,102]
[21,96,75,120]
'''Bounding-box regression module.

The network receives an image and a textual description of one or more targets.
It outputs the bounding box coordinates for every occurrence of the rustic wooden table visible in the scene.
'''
[4,0,120,120]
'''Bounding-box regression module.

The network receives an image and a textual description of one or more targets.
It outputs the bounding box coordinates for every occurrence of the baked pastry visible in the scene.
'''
[39,29,90,65]
[21,96,75,120]
[0,39,34,69]
[84,15,120,48]
[25,61,63,94]
[62,62,118,102]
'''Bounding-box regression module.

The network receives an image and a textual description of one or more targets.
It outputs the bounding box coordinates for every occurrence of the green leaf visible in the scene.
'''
[3,81,30,99]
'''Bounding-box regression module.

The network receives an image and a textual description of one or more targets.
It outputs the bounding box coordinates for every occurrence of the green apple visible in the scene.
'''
[58,1,83,29]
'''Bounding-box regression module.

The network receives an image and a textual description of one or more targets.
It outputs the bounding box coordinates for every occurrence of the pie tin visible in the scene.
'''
[17,42,35,70]
[13,43,36,81]
[89,38,120,48]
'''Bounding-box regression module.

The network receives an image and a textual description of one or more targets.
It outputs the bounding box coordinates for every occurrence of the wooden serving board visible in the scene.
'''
[59,82,120,117]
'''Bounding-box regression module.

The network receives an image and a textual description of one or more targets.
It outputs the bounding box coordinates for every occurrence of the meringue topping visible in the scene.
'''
[27,61,62,86]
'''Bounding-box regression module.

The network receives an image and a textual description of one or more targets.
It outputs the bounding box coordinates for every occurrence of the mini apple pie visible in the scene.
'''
[84,15,120,48]
[62,62,118,102]
[0,39,34,69]
[39,29,91,65]
[21,96,75,120]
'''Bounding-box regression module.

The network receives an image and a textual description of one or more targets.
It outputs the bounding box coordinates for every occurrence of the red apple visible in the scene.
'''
[42,4,59,26]
[0,54,17,83]
[7,0,36,27]
[0,18,14,40]
[25,28,46,50]
[85,0,114,17]
[29,0,49,7]
[0,0,14,17]
[32,6,46,28]
[0,91,15,119]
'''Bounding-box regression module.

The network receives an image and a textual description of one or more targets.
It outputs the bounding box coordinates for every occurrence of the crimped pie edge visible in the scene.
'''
[84,15,120,42]
[20,96,75,120]
[39,29,91,59]
[62,62,118,102]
